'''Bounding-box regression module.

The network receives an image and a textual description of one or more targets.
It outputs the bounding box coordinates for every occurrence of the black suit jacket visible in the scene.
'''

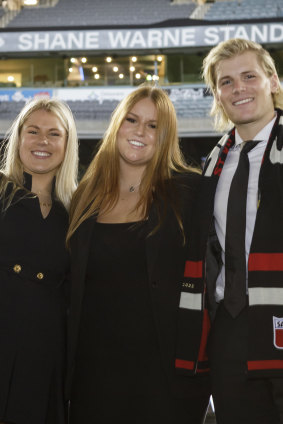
[66,173,204,399]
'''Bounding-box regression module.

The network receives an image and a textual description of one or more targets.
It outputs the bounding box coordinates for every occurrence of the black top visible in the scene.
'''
[83,221,158,365]
[71,221,170,420]
[0,173,69,424]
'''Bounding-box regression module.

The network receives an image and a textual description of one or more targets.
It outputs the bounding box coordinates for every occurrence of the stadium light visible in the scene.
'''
[23,0,38,5]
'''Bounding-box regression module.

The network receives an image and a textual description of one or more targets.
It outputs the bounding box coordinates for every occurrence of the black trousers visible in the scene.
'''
[208,302,283,424]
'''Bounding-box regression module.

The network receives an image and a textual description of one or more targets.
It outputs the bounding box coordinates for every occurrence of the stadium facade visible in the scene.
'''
[0,0,283,167]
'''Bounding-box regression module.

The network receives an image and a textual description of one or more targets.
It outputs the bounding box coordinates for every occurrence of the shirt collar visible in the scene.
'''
[235,113,277,147]
[23,171,32,191]
[23,171,56,196]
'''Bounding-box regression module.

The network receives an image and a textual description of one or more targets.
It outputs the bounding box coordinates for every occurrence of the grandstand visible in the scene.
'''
[5,0,197,27]
[0,0,283,166]
[2,0,283,28]
[203,0,283,21]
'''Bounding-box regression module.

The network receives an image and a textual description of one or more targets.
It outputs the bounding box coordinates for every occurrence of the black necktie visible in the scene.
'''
[224,141,260,318]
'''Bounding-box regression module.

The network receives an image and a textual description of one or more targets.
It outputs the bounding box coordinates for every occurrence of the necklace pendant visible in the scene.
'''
[129,186,135,192]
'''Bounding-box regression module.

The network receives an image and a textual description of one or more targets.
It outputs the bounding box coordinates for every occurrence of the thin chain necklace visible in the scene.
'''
[35,190,52,207]
[40,201,52,207]
[129,182,141,192]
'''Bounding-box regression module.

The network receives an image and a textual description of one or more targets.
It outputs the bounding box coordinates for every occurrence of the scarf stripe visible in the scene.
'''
[184,260,203,278]
[249,253,283,271]
[175,359,195,370]
[179,292,202,310]
[249,287,283,306]
[247,359,283,371]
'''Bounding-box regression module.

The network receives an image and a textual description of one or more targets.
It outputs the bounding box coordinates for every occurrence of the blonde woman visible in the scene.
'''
[0,97,78,424]
[66,84,210,424]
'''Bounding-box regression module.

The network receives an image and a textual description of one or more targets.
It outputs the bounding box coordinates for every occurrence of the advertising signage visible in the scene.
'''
[0,22,283,53]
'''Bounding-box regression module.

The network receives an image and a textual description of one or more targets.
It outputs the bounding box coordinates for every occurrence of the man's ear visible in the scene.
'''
[270,73,279,94]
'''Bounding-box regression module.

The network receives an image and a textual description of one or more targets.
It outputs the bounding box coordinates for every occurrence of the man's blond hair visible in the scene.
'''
[202,38,283,131]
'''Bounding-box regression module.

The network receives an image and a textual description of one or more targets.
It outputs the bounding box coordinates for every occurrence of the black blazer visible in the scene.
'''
[66,172,202,398]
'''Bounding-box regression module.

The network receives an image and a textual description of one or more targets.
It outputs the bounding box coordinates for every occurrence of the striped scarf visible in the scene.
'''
[176,109,283,378]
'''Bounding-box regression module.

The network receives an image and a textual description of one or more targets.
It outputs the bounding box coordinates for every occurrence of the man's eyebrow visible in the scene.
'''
[217,70,255,82]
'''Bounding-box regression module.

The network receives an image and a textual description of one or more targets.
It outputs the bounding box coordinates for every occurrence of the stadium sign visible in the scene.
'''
[0,23,283,53]
[0,88,53,102]
[0,86,208,103]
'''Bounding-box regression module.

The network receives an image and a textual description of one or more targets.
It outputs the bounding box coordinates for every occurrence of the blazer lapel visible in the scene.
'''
[145,203,163,282]
[66,217,96,396]
[70,217,95,294]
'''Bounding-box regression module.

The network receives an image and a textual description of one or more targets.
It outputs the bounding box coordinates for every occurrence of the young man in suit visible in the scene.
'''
[176,38,283,424]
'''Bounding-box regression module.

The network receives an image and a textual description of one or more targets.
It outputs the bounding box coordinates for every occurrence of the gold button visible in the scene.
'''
[13,264,21,273]
[37,272,44,280]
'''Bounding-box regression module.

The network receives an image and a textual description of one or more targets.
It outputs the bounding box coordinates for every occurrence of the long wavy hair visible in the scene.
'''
[67,84,198,244]
[202,38,283,131]
[1,97,78,210]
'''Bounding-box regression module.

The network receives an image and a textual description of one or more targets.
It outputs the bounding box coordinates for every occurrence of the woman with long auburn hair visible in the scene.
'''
[66,84,210,424]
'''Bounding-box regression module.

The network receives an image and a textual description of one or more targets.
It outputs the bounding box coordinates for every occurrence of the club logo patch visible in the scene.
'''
[273,316,283,349]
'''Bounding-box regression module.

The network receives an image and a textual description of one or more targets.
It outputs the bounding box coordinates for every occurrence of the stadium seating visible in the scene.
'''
[6,0,196,28]
[0,100,25,119]
[0,85,215,138]
[4,0,283,28]
[67,96,213,122]
[203,0,283,21]
[0,90,213,122]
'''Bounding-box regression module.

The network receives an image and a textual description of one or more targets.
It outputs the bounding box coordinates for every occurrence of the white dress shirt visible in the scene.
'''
[213,116,276,302]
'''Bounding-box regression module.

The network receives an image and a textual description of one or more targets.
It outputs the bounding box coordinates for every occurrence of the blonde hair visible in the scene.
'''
[202,38,283,131]
[67,83,197,243]
[1,97,78,209]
